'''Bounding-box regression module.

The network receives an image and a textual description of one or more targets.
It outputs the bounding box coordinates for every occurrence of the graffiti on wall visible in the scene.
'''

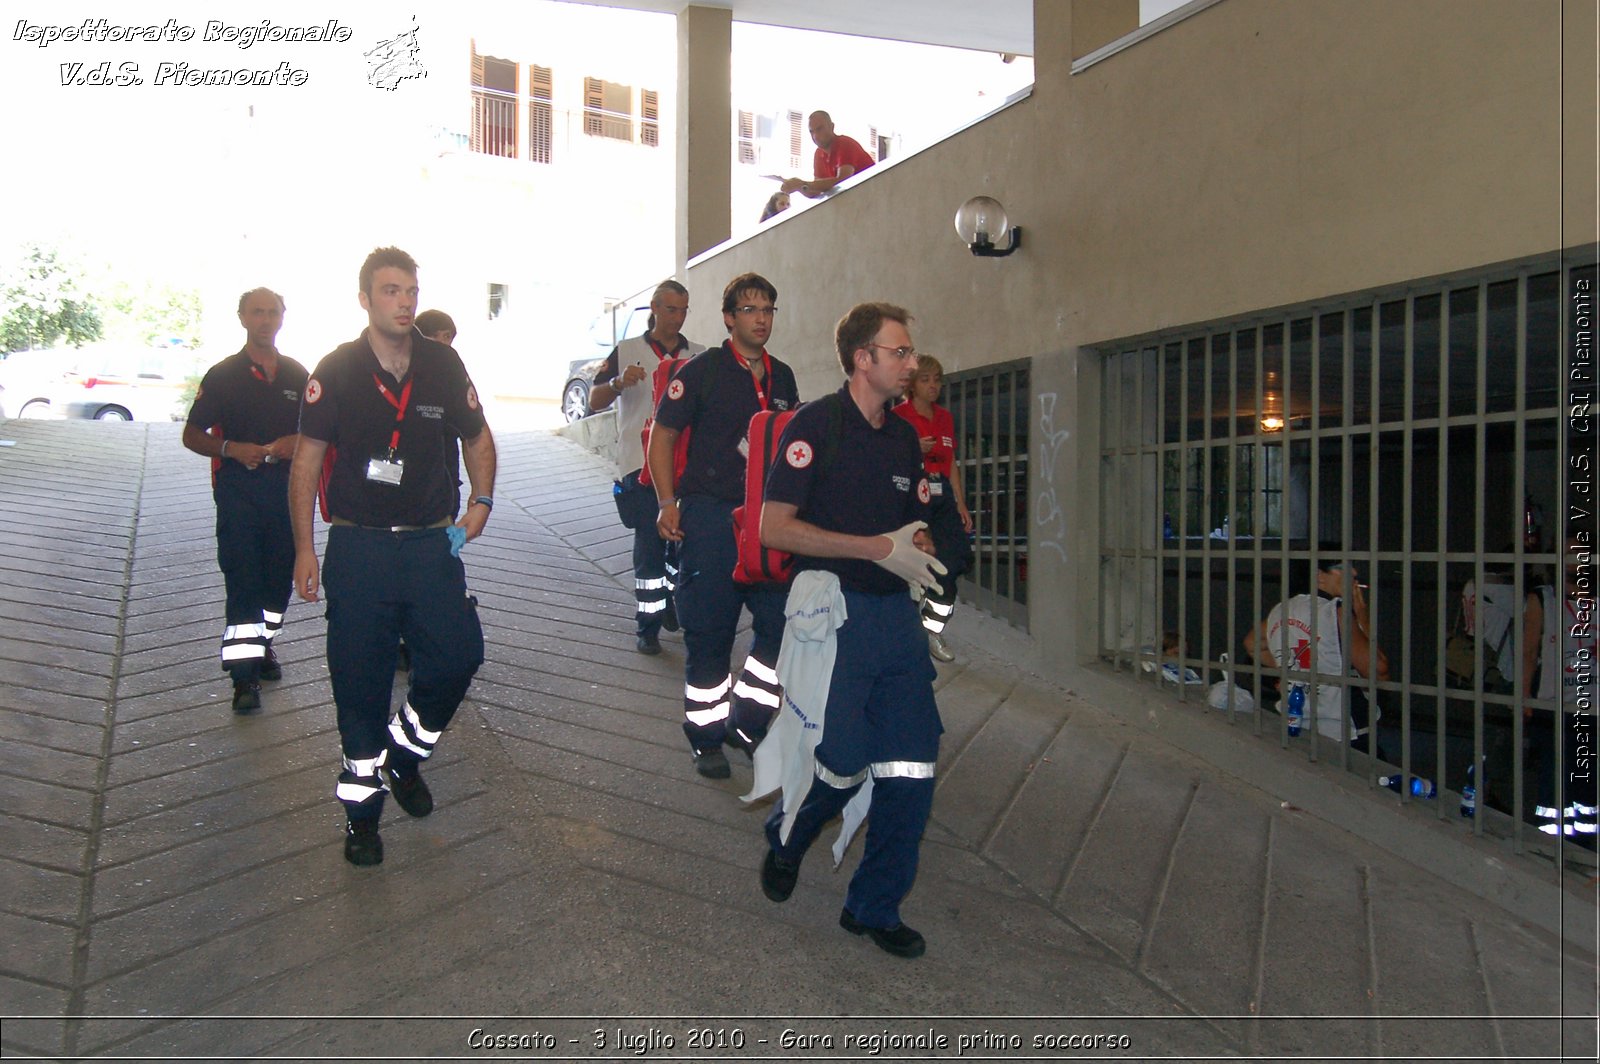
[1035,391,1069,561]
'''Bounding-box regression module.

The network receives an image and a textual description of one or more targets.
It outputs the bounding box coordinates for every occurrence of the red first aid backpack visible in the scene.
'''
[731,394,844,585]
[638,351,702,490]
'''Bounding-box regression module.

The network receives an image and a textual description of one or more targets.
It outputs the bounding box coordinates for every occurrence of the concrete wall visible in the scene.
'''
[682,0,1597,684]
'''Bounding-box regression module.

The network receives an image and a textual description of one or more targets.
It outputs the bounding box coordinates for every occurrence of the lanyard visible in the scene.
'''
[372,373,414,453]
[731,346,773,411]
[250,364,270,383]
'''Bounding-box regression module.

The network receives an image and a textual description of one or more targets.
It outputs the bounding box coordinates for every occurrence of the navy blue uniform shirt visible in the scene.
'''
[652,340,799,502]
[299,331,485,528]
[187,348,309,455]
[766,385,932,594]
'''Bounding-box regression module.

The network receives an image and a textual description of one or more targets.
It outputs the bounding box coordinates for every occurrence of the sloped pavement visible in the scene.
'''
[0,419,1594,1062]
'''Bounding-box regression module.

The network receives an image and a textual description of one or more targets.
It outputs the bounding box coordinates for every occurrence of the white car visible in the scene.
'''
[0,348,70,419]
[57,345,202,422]
[561,304,649,422]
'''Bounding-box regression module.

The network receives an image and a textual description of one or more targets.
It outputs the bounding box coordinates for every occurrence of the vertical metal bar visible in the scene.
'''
[1439,286,1472,832]
[1253,324,1267,736]
[1512,273,1546,866]
[1226,330,1238,715]
[1195,336,1213,703]
[1343,309,1357,778]
[1279,317,1296,753]
[1174,342,1188,685]
[1475,281,1511,849]
[1139,348,1152,681]
[1555,261,1573,861]
[1006,368,1019,618]
[1402,295,1431,815]
[1111,355,1125,670]
[1369,299,1386,789]
[1299,315,1324,755]
[1021,363,1032,632]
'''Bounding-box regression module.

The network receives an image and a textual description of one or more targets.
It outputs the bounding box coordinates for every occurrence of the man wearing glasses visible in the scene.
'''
[648,273,800,779]
[753,302,944,958]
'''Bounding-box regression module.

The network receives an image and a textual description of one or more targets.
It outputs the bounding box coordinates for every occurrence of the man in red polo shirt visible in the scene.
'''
[781,111,875,199]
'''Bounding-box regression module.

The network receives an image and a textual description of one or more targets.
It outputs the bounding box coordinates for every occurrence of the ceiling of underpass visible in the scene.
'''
[551,0,1036,56]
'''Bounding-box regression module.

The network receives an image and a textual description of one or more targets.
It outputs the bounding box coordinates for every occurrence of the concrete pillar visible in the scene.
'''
[676,5,732,272]
[1034,0,1140,90]
[1069,0,1140,59]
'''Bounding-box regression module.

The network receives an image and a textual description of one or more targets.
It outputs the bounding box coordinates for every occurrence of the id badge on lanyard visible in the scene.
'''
[734,347,772,460]
[367,373,412,486]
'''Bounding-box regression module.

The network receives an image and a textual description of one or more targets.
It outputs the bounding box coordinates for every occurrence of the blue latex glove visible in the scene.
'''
[446,524,467,557]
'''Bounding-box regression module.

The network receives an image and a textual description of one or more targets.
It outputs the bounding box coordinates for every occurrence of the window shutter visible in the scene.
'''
[737,110,755,164]
[641,88,659,148]
[469,44,487,154]
[584,76,604,137]
[529,64,553,163]
[787,110,802,170]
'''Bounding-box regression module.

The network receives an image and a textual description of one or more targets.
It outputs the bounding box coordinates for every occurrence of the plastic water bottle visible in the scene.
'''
[1379,774,1436,798]
[1460,763,1479,818]
[1285,684,1305,737]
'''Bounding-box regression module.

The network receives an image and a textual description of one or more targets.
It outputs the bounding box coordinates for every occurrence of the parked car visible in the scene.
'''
[57,346,202,422]
[0,348,68,419]
[561,355,608,423]
[561,303,650,422]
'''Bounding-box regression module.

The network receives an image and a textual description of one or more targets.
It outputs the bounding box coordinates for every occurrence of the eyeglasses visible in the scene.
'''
[734,305,777,317]
[866,343,918,362]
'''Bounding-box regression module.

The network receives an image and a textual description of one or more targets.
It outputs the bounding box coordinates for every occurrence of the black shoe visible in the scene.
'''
[761,850,798,902]
[661,599,680,633]
[386,766,434,818]
[726,725,756,761]
[840,908,925,958]
[231,681,261,714]
[636,632,661,655]
[693,747,730,779]
[396,641,411,673]
[344,820,383,866]
[259,647,282,682]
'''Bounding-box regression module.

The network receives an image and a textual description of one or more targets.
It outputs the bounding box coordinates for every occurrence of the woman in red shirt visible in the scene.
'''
[893,355,973,661]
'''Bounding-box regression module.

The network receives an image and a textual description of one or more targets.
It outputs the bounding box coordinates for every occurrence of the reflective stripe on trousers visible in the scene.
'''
[222,622,268,662]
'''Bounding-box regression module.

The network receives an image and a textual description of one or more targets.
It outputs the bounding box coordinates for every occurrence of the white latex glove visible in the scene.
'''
[874,521,947,593]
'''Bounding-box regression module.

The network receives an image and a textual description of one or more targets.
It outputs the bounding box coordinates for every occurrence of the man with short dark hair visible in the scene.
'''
[289,247,497,867]
[648,272,799,778]
[183,287,307,713]
[589,280,705,655]
[781,111,875,199]
[753,301,944,958]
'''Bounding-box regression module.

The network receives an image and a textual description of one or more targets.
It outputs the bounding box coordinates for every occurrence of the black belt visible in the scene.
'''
[330,517,452,532]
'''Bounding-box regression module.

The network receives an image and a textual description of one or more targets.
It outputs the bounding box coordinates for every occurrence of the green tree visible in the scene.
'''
[101,280,203,349]
[0,243,103,352]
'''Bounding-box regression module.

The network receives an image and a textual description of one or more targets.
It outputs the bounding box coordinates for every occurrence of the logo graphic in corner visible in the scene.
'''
[667,379,685,401]
[917,478,931,504]
[305,379,323,404]
[467,384,479,410]
[785,440,813,469]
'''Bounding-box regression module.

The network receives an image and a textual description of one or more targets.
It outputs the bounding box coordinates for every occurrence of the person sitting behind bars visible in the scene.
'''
[1243,557,1390,754]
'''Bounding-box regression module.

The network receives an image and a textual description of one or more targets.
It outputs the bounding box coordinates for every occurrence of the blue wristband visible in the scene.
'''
[471,495,494,511]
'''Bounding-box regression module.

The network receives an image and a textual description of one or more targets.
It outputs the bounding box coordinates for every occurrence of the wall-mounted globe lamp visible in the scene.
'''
[954,195,1021,257]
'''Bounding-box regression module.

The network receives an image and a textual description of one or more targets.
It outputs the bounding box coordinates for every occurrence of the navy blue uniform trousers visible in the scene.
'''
[766,590,942,928]
[675,495,787,750]
[214,464,295,680]
[322,524,484,821]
